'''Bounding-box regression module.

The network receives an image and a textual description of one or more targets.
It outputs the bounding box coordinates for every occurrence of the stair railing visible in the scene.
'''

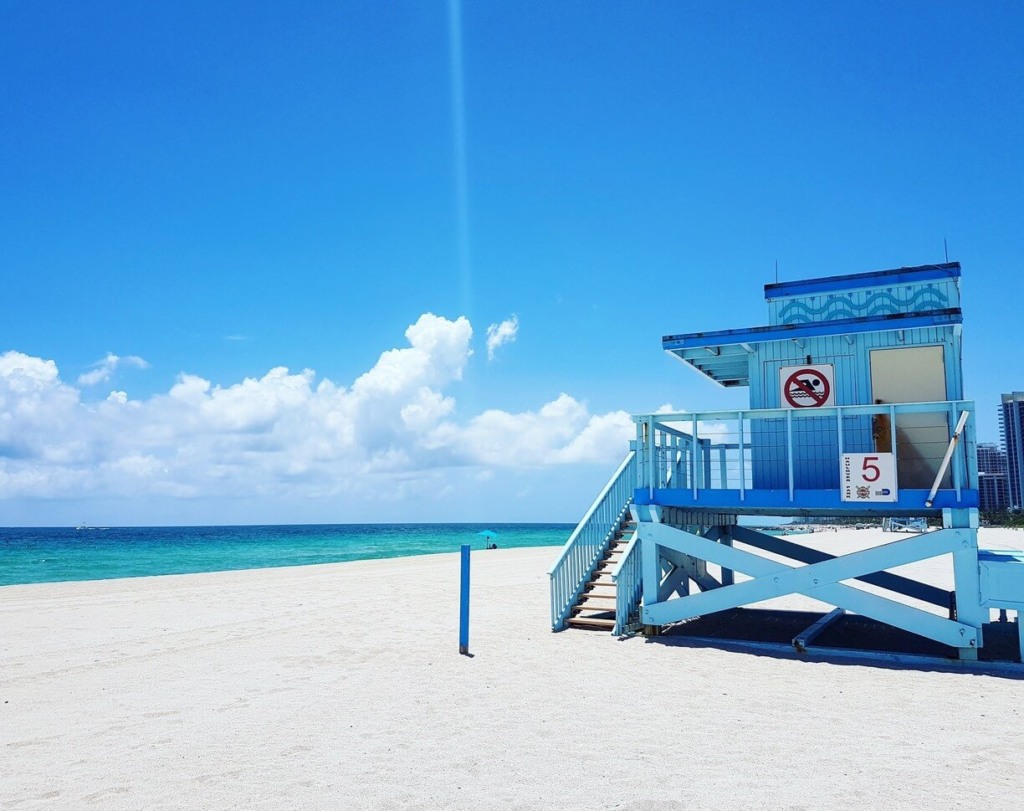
[548,450,638,631]
[611,530,642,635]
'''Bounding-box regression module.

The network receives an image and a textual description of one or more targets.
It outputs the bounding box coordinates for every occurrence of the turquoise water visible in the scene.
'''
[0,524,574,587]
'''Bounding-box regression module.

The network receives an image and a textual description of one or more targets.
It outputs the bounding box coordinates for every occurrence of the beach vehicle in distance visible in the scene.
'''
[550,262,1024,665]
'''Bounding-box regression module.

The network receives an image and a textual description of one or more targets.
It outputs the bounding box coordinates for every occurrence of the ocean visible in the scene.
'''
[0,523,574,587]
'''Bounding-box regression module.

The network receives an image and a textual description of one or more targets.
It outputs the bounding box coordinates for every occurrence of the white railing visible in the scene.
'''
[633,400,977,503]
[549,451,637,630]
[611,531,642,635]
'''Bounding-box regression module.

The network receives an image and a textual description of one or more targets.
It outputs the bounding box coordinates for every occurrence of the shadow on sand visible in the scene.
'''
[636,607,1024,680]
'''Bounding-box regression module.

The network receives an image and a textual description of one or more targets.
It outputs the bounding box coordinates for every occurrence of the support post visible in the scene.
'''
[640,525,663,637]
[944,508,983,660]
[947,512,983,661]
[720,525,735,587]
[1018,612,1024,664]
[459,544,471,655]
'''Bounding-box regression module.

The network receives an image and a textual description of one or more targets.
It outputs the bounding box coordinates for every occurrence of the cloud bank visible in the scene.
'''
[0,314,632,506]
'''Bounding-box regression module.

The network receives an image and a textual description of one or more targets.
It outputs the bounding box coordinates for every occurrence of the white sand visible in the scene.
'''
[3,528,1023,809]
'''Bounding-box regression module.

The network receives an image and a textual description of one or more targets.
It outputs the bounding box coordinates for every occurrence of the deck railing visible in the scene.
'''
[549,450,637,631]
[633,400,977,506]
[611,531,642,635]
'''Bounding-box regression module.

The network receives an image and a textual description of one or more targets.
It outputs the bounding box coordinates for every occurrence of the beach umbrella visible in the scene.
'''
[477,529,498,547]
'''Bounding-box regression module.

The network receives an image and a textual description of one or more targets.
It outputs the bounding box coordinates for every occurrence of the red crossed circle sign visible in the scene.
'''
[783,368,831,408]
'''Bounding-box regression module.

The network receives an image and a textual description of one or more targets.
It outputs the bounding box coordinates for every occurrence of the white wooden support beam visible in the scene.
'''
[952,542,984,659]
[640,531,662,625]
[731,525,951,607]
[660,547,723,594]
[639,524,979,650]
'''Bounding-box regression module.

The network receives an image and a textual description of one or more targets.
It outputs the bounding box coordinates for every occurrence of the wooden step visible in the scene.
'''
[566,616,616,629]
[560,528,635,633]
[572,603,614,613]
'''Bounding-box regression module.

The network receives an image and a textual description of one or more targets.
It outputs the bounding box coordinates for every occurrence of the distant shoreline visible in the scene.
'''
[0,523,575,588]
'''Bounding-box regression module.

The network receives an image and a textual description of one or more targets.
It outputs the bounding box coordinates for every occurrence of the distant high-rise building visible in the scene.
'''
[977,442,1008,512]
[978,443,1007,474]
[1000,392,1024,510]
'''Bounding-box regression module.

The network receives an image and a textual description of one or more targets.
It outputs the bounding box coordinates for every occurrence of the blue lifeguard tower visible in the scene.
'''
[550,262,1024,664]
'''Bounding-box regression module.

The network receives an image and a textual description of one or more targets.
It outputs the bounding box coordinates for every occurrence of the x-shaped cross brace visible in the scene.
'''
[640,523,979,650]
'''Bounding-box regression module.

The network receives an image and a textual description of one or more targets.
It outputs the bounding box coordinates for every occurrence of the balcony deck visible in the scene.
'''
[631,400,977,518]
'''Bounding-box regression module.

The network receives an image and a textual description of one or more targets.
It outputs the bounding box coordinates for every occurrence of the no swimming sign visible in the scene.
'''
[779,363,836,408]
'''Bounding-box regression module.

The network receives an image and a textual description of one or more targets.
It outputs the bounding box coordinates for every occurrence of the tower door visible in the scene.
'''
[869,346,949,489]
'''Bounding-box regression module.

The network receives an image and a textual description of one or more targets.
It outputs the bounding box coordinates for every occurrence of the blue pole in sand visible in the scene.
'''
[459,544,470,655]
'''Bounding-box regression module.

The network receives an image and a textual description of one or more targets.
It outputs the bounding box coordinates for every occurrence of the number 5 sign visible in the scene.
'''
[841,453,898,502]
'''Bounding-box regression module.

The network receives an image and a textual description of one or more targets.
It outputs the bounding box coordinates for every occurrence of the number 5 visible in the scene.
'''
[862,456,881,482]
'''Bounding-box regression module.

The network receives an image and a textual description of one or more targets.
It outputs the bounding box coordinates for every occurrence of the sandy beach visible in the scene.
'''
[3,528,1023,810]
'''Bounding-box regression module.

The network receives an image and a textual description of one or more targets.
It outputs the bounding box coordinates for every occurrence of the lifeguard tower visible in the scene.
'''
[549,262,1024,664]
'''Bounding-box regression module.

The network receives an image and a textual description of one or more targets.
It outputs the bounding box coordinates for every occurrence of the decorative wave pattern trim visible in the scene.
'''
[778,287,949,324]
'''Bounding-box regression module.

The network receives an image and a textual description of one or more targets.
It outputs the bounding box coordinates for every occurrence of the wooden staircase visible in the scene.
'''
[565,518,637,631]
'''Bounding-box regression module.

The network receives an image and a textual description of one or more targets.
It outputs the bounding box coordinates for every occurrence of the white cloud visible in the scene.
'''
[485,315,519,361]
[78,352,150,386]
[0,314,632,506]
[552,409,635,464]
[426,393,632,467]
[0,350,61,392]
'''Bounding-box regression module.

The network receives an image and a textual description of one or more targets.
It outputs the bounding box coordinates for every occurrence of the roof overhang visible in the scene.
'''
[663,308,962,387]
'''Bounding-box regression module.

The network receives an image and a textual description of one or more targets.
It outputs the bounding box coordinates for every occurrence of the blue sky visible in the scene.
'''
[2,2,1022,526]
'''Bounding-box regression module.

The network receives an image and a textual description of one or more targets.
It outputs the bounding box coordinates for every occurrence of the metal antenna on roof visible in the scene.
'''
[943,238,949,263]
[775,260,778,284]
